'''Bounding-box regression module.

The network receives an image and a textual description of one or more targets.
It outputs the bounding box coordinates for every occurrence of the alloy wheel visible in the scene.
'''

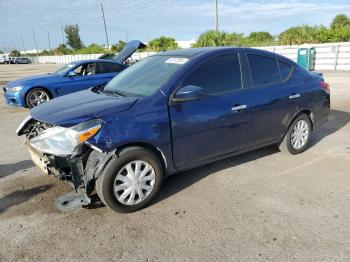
[28,91,50,107]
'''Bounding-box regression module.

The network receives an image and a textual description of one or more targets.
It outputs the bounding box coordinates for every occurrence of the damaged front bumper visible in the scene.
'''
[19,116,115,210]
[25,138,114,207]
[26,138,112,188]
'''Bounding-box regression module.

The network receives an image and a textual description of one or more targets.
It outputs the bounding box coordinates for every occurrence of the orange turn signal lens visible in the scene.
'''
[78,126,101,143]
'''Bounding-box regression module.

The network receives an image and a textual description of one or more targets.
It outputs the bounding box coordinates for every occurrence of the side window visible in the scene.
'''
[73,63,96,76]
[278,60,293,80]
[73,65,84,75]
[183,54,242,95]
[85,63,96,75]
[248,54,280,86]
[98,62,124,74]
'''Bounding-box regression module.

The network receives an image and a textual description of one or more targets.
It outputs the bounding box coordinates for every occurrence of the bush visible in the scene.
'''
[148,36,179,52]
[10,50,21,57]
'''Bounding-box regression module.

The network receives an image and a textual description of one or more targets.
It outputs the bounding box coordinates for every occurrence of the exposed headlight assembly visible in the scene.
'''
[30,119,104,155]
[7,86,23,93]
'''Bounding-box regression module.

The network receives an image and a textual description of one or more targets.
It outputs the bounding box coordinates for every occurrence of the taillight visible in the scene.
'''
[320,81,330,93]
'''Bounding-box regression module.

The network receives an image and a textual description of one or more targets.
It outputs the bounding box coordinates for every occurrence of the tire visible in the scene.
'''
[25,88,51,108]
[95,147,163,213]
[279,114,312,154]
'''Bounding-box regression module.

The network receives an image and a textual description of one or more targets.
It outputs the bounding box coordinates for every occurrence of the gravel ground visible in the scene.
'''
[0,64,349,261]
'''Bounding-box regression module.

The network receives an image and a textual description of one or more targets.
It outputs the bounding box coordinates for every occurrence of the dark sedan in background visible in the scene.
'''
[14,57,32,64]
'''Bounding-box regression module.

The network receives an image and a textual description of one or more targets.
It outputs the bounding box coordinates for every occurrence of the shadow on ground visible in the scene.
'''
[309,109,350,147]
[57,109,350,211]
[153,109,350,207]
[0,184,53,213]
[0,160,34,179]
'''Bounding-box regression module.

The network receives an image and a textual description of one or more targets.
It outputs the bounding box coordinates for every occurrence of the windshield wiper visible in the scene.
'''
[100,89,126,97]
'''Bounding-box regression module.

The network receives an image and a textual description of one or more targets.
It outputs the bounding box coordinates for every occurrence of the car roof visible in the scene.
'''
[157,47,239,57]
[157,47,296,65]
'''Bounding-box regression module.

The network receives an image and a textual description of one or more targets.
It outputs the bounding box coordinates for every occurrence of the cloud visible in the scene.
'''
[0,0,349,50]
[182,0,350,19]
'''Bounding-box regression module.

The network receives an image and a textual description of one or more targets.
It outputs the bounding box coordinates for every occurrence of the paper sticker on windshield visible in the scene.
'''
[165,57,188,64]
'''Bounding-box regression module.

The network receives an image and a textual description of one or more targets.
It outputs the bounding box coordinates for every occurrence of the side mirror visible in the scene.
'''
[67,71,77,77]
[172,85,206,102]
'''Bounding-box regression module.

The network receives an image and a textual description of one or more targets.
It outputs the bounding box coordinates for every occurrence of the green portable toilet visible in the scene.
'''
[297,47,316,71]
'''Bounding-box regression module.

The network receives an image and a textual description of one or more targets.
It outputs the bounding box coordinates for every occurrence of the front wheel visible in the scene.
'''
[95,147,163,213]
[25,88,51,108]
[279,114,312,154]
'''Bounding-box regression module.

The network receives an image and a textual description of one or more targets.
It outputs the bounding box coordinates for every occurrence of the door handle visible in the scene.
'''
[289,94,300,99]
[231,104,247,111]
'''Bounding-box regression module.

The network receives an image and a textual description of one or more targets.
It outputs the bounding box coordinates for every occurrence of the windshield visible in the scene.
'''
[104,55,189,97]
[53,63,76,75]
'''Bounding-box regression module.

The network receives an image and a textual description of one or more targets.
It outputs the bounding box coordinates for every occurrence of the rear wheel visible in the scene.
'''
[279,114,312,154]
[25,88,51,108]
[95,147,163,213]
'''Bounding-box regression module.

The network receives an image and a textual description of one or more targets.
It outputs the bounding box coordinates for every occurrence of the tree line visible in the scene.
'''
[4,14,350,57]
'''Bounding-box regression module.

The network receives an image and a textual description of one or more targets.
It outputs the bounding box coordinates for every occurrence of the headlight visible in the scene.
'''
[7,86,23,93]
[30,119,103,155]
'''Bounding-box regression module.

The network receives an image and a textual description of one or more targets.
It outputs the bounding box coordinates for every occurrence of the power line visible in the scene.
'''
[100,1,110,50]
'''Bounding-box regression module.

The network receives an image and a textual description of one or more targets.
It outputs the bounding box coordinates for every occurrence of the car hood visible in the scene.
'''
[30,89,138,126]
[6,74,59,87]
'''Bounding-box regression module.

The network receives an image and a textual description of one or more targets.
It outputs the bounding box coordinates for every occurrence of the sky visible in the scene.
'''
[0,0,350,51]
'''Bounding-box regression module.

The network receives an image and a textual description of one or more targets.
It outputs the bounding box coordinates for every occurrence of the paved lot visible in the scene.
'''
[0,64,349,261]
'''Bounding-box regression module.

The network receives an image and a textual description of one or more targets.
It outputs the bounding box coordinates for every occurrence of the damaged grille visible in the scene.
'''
[22,119,54,139]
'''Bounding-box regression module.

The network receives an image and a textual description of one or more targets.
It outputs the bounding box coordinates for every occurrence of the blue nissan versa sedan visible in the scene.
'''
[3,40,145,108]
[17,47,330,213]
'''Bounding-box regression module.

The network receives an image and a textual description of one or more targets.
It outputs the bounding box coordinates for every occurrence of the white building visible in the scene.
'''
[176,40,196,48]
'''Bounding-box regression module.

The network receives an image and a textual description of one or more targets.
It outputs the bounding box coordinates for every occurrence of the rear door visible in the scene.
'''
[246,52,301,145]
[170,52,253,168]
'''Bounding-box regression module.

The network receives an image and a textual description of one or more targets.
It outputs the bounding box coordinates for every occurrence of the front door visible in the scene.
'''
[56,62,101,95]
[169,53,253,168]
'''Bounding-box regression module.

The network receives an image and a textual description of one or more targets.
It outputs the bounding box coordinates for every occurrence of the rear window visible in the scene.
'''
[248,54,280,86]
[98,62,124,73]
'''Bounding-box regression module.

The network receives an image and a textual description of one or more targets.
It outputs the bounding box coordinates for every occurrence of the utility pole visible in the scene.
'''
[60,21,65,45]
[47,30,52,51]
[100,1,110,50]
[20,34,26,53]
[32,29,39,55]
[215,0,219,32]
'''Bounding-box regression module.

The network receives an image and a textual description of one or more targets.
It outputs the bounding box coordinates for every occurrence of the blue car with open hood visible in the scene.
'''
[3,40,145,108]
[17,47,330,213]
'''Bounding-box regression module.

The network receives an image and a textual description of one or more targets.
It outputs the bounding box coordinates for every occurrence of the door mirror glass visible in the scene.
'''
[173,85,206,102]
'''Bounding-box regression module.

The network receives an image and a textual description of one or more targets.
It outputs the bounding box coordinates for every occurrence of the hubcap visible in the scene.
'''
[291,120,309,150]
[113,160,156,206]
[29,91,49,107]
